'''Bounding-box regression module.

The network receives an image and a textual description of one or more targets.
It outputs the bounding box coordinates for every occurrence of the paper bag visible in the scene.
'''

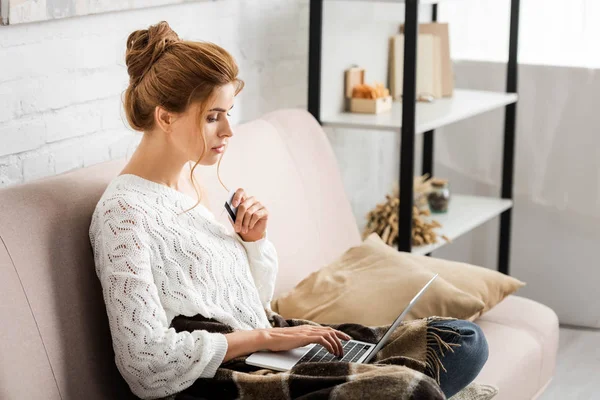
[400,22,454,97]
[389,33,442,100]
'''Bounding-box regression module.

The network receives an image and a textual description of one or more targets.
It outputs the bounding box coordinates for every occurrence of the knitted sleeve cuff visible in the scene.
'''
[199,333,229,378]
[234,230,271,259]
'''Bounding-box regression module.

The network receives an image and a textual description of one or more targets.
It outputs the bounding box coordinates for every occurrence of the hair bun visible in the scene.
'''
[125,21,180,86]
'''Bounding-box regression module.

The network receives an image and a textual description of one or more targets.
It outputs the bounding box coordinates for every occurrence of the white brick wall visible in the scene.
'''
[0,0,309,188]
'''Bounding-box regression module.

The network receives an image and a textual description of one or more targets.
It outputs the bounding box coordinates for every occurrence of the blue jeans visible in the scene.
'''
[428,320,489,398]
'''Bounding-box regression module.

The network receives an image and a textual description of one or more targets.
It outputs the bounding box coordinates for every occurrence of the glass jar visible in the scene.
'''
[428,178,450,213]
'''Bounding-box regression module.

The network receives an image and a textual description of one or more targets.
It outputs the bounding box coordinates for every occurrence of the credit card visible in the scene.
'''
[224,189,238,222]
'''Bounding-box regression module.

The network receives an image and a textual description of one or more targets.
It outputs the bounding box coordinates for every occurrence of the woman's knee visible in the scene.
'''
[458,321,488,364]
[442,320,488,364]
[428,319,490,397]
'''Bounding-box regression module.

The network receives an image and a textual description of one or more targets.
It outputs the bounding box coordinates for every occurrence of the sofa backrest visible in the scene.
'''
[0,109,361,399]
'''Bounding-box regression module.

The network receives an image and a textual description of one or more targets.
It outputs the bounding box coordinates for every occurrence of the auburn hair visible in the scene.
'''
[123,21,244,215]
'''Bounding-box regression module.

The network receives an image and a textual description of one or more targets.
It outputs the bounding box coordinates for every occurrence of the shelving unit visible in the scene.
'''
[322,89,518,133]
[308,0,520,274]
[412,195,513,255]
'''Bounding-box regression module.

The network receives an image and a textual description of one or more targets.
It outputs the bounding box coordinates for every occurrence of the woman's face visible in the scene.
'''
[169,82,236,166]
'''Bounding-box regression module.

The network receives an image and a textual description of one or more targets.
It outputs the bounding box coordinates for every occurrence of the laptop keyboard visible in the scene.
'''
[297,340,371,364]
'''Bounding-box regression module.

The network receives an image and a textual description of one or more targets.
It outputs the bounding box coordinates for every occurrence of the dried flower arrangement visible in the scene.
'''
[362,175,451,248]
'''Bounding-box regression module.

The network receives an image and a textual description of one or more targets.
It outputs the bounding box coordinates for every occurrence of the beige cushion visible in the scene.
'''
[392,244,526,319]
[272,233,485,325]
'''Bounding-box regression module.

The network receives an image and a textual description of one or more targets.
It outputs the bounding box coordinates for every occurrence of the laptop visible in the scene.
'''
[245,274,439,371]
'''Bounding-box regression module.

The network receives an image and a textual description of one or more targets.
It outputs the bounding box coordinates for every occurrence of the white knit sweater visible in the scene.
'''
[88,174,279,399]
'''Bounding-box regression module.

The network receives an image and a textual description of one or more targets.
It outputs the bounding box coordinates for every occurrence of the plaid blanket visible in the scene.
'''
[168,310,460,400]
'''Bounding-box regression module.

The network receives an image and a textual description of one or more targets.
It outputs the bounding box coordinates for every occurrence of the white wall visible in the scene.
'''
[436,0,600,328]
[434,61,600,329]
[0,0,308,187]
[441,0,600,68]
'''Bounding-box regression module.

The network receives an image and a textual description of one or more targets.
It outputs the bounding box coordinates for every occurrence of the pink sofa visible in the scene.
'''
[0,109,558,399]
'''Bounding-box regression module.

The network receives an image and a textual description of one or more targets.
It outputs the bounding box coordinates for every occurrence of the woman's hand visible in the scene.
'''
[223,325,352,363]
[229,188,269,242]
[261,325,352,358]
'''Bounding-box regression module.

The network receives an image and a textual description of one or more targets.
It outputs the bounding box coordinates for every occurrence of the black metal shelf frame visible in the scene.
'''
[307,0,520,275]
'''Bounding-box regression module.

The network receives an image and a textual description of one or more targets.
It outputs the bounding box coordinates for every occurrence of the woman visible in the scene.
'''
[89,21,488,400]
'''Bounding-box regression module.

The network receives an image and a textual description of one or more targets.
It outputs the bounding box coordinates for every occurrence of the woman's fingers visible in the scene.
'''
[269,326,351,357]
[230,188,270,234]
[309,325,349,357]
[328,331,343,357]
[233,193,251,232]
[236,196,255,233]
[231,189,245,231]
[325,327,346,357]
[231,188,245,207]
[241,202,262,233]
[247,206,268,231]
[310,328,343,357]
[314,336,336,356]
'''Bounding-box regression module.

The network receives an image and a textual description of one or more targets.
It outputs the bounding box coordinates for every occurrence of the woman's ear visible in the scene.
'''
[154,105,174,133]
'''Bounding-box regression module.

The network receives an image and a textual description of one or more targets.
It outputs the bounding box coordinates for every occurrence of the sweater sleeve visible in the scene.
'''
[89,201,228,400]
[233,230,279,311]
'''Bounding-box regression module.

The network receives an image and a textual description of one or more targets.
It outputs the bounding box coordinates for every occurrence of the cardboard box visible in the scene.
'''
[344,67,392,114]
[350,96,393,114]
[345,67,365,98]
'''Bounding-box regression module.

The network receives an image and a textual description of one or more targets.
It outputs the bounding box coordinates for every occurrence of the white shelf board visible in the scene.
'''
[327,0,448,4]
[322,89,518,133]
[411,195,513,256]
